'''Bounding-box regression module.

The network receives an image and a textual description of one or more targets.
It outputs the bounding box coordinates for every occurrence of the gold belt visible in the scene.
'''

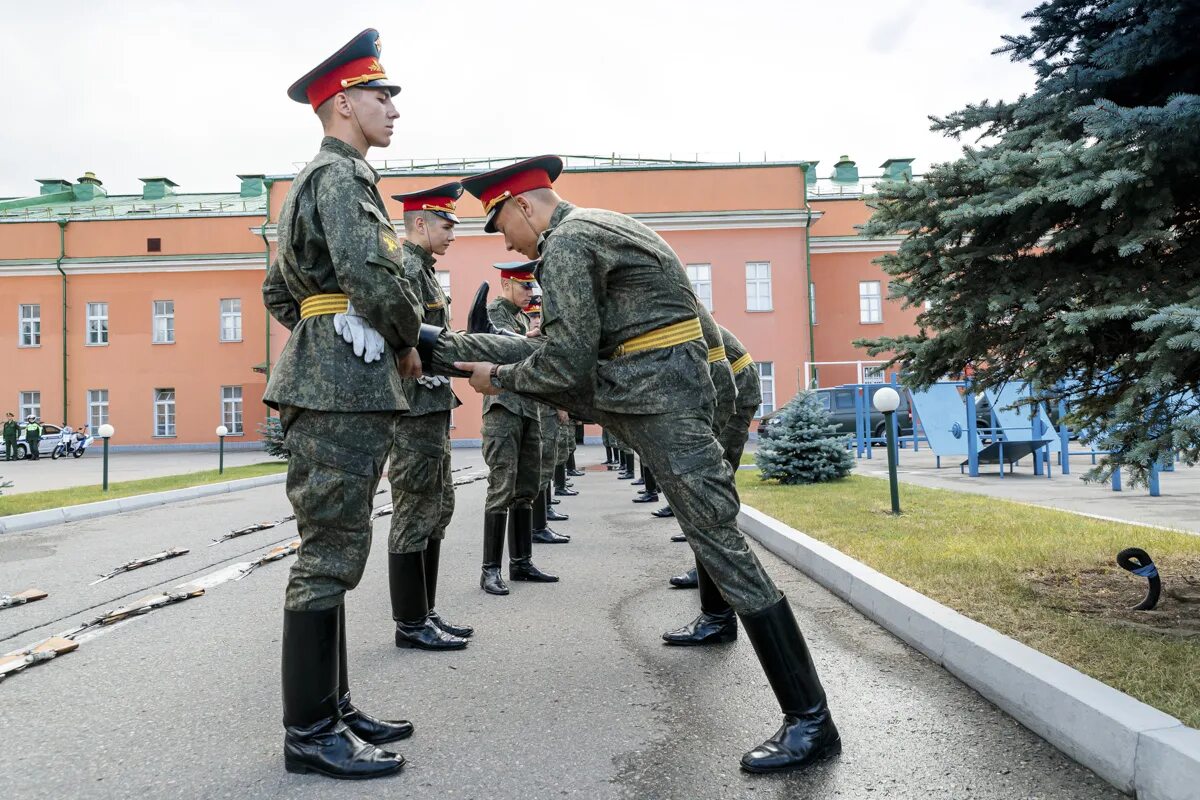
[300,293,349,320]
[730,353,754,373]
[612,317,703,358]
[707,346,727,363]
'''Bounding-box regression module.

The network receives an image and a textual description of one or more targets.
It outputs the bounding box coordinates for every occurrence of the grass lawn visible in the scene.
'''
[737,471,1200,728]
[0,462,288,517]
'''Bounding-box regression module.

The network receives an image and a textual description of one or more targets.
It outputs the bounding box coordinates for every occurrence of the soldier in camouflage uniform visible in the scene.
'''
[602,427,619,468]
[525,298,571,544]
[478,263,558,595]
[410,156,840,774]
[260,29,416,781]
[553,409,577,497]
[385,182,471,650]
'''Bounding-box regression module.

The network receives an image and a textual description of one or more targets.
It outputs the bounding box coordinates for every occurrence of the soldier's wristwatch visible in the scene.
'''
[489,365,504,390]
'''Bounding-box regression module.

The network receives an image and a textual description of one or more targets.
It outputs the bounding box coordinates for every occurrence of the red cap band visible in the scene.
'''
[480,168,554,213]
[305,55,387,109]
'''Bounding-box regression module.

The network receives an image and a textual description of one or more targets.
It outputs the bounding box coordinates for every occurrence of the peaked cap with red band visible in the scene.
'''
[525,297,543,314]
[493,259,541,282]
[287,28,401,110]
[462,156,564,233]
[392,181,464,224]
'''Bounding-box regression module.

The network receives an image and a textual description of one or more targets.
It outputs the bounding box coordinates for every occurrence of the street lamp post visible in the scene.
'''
[98,424,115,492]
[873,388,901,514]
[215,425,229,475]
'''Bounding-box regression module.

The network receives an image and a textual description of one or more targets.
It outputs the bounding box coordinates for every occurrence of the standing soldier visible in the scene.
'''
[261,28,421,780]
[24,417,41,461]
[525,297,570,544]
[386,182,472,650]
[3,413,18,461]
[415,155,840,774]
[478,262,559,595]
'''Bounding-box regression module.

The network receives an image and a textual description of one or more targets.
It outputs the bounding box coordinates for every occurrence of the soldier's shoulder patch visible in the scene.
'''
[379,227,401,260]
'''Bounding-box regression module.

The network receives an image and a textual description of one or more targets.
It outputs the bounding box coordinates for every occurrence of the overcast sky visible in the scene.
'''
[0,0,1037,197]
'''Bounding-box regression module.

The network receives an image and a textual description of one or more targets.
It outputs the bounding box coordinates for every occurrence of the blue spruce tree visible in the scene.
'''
[756,393,855,484]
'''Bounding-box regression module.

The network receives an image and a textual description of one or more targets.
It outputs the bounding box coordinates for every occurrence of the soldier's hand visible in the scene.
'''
[526,323,542,338]
[556,410,569,423]
[455,361,502,396]
[397,347,423,378]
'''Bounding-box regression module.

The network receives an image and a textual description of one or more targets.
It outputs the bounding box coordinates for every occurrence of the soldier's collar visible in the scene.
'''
[495,295,521,313]
[403,239,436,268]
[537,201,576,254]
[319,136,378,178]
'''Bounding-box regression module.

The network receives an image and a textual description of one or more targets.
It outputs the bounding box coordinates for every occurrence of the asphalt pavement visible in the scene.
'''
[0,448,1121,799]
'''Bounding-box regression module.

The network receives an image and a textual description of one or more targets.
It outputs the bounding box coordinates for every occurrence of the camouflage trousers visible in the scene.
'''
[388,411,454,554]
[482,405,543,513]
[538,411,559,487]
[430,331,781,613]
[558,418,573,463]
[720,405,758,469]
[278,405,394,612]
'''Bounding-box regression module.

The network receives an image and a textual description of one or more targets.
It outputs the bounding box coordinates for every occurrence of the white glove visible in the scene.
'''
[417,375,450,389]
[333,302,385,363]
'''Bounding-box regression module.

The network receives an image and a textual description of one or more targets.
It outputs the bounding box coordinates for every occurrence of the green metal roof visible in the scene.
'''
[0,191,267,223]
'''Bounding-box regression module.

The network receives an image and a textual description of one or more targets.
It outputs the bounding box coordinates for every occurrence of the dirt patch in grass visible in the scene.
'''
[1028,555,1200,639]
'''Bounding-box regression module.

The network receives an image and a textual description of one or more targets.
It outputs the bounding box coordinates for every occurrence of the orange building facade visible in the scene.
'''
[0,156,914,448]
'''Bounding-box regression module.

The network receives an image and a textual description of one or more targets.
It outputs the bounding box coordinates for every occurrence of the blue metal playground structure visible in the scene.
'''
[841,378,1169,496]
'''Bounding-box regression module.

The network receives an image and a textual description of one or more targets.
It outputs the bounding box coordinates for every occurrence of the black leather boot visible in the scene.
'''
[739,597,841,773]
[480,511,510,595]
[670,533,687,542]
[669,566,698,589]
[337,606,414,745]
[532,489,570,544]
[509,506,559,582]
[424,540,473,638]
[390,552,467,650]
[662,561,737,646]
[554,464,579,496]
[634,468,659,503]
[606,446,620,469]
[631,461,646,487]
[567,453,584,476]
[618,451,634,480]
[283,607,405,779]
[546,482,570,521]
[467,282,492,334]
[653,504,676,519]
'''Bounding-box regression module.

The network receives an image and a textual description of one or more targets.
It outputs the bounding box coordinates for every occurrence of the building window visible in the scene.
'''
[859,281,882,323]
[220,298,242,342]
[746,262,772,311]
[19,304,41,347]
[863,366,885,384]
[756,362,775,418]
[153,300,175,344]
[436,271,452,321]
[221,386,244,435]
[809,282,817,324]
[87,389,109,429]
[147,238,161,252]
[154,388,176,437]
[86,302,109,346]
[19,391,41,420]
[686,264,713,311]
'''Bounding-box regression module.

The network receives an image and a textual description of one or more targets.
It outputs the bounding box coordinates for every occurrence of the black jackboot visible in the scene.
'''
[424,540,473,638]
[618,451,634,480]
[532,489,570,544]
[606,447,619,469]
[631,461,646,487]
[282,607,405,779]
[633,468,659,503]
[653,504,676,519]
[554,464,579,496]
[567,453,584,476]
[669,566,698,588]
[508,506,559,582]
[546,481,570,521]
[662,561,737,646]
[481,511,510,595]
[739,597,841,773]
[390,552,467,650]
[337,606,414,745]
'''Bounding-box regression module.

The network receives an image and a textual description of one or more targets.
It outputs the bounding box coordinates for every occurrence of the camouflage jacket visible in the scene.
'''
[720,325,762,410]
[262,137,423,412]
[699,307,737,423]
[484,297,539,420]
[400,241,461,417]
[497,202,715,415]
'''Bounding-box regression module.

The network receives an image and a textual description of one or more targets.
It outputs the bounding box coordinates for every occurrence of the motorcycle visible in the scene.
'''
[52,434,93,460]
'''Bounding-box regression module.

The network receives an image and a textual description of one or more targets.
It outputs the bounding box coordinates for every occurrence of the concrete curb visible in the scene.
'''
[0,473,287,535]
[738,503,1200,800]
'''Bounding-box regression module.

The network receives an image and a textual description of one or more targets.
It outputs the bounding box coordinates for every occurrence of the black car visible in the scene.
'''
[813,386,914,439]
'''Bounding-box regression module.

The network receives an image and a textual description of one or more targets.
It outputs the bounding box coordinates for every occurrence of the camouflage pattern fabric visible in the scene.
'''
[482,406,542,513]
[719,405,757,470]
[482,298,539,420]
[388,411,453,553]
[399,240,461,416]
[721,325,762,412]
[556,416,573,464]
[262,136,423,413]
[699,307,737,435]
[278,405,394,611]
[538,404,559,487]
[602,427,615,449]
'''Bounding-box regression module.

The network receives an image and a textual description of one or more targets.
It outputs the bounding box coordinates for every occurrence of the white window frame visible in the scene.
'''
[154,388,176,437]
[436,271,452,322]
[745,262,773,312]
[87,389,109,429]
[86,302,109,346]
[152,300,175,344]
[859,281,883,324]
[686,264,713,311]
[19,391,41,421]
[221,385,244,435]
[19,304,41,347]
[809,282,817,324]
[756,362,775,418]
[219,298,242,342]
[863,367,886,384]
